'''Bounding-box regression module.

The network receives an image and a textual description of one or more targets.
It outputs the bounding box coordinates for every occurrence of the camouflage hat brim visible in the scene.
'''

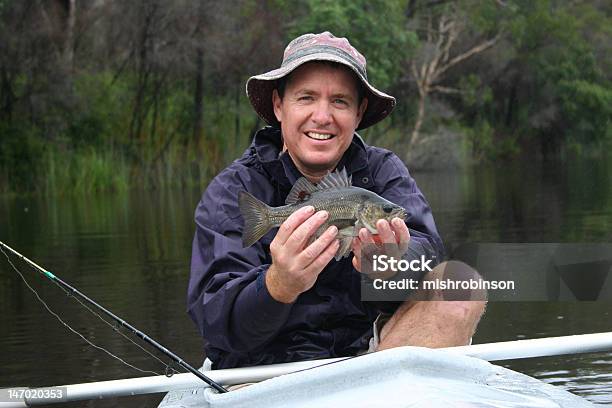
[246,34,396,131]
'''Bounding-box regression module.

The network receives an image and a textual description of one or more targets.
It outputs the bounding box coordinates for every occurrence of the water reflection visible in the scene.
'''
[0,156,611,407]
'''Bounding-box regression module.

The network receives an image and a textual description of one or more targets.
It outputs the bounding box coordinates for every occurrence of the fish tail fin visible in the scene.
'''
[239,191,272,247]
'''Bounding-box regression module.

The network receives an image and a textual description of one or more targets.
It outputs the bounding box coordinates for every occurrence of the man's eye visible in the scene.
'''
[298,96,313,101]
[334,99,348,105]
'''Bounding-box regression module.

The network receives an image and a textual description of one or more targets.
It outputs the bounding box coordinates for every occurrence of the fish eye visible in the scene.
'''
[383,205,393,213]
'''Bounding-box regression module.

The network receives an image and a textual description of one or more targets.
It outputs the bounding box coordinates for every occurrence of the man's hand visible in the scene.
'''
[352,218,410,278]
[266,206,340,303]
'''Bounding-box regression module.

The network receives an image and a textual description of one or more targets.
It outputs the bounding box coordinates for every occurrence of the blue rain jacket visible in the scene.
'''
[188,127,444,369]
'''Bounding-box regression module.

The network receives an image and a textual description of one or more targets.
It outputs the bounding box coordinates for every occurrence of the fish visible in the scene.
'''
[238,168,408,260]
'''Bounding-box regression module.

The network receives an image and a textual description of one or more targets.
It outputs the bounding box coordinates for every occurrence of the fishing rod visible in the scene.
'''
[0,241,228,394]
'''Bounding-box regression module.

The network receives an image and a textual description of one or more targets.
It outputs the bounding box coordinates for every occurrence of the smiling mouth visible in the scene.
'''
[306,132,334,141]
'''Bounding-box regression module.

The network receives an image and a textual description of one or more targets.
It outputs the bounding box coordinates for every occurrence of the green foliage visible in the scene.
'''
[462,120,519,161]
[507,0,612,144]
[559,79,612,144]
[43,147,129,194]
[72,149,130,193]
[436,0,612,158]
[469,0,517,33]
[0,0,611,194]
[68,73,132,148]
[0,67,256,193]
[459,74,493,110]
[0,123,44,192]
[288,0,417,89]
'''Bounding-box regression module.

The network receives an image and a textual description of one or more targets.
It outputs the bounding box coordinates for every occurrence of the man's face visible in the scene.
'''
[272,62,368,180]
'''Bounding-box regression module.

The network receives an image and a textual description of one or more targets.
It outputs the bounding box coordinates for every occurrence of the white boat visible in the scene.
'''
[157,346,595,408]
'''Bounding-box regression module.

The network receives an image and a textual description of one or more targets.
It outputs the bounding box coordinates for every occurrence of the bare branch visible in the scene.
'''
[434,33,501,81]
[430,85,463,94]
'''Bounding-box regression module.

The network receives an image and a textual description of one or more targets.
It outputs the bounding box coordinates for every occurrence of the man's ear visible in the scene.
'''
[272,89,283,123]
[357,97,368,123]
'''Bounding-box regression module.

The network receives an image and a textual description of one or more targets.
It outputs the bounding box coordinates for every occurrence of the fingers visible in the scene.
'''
[352,236,361,255]
[283,209,330,253]
[392,217,411,255]
[352,255,360,272]
[359,227,375,245]
[300,225,338,265]
[304,232,340,273]
[376,219,397,244]
[352,237,362,272]
[354,219,411,274]
[391,217,410,243]
[355,227,376,274]
[268,208,339,299]
[274,205,315,246]
[378,219,411,262]
[372,218,410,248]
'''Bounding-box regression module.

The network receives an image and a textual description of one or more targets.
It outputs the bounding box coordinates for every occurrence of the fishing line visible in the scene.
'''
[53,278,180,376]
[0,245,161,376]
[0,241,228,393]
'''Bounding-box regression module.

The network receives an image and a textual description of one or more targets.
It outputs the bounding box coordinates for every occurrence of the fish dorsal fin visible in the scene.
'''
[285,177,318,204]
[317,167,352,190]
[285,168,352,204]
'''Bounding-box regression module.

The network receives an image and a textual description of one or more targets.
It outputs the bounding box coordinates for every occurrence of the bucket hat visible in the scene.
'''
[246,32,396,130]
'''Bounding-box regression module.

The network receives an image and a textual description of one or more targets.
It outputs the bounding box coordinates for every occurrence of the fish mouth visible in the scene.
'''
[395,209,408,220]
[306,131,335,141]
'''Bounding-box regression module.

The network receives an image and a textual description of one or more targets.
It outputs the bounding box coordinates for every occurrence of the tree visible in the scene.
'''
[407,0,504,145]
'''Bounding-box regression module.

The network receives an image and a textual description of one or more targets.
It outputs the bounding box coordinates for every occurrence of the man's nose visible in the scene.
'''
[311,101,332,126]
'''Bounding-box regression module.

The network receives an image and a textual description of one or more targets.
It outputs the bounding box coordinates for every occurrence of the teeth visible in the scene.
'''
[307,132,333,140]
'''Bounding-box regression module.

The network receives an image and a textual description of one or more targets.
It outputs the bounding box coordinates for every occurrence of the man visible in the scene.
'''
[188,32,485,370]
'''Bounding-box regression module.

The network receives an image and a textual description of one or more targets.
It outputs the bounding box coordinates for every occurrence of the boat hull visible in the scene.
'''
[158,346,594,407]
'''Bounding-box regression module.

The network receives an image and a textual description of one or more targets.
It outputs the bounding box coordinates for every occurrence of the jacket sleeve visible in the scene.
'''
[187,169,293,353]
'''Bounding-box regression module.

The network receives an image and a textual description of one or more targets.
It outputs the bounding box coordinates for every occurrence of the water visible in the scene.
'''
[1,156,611,407]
